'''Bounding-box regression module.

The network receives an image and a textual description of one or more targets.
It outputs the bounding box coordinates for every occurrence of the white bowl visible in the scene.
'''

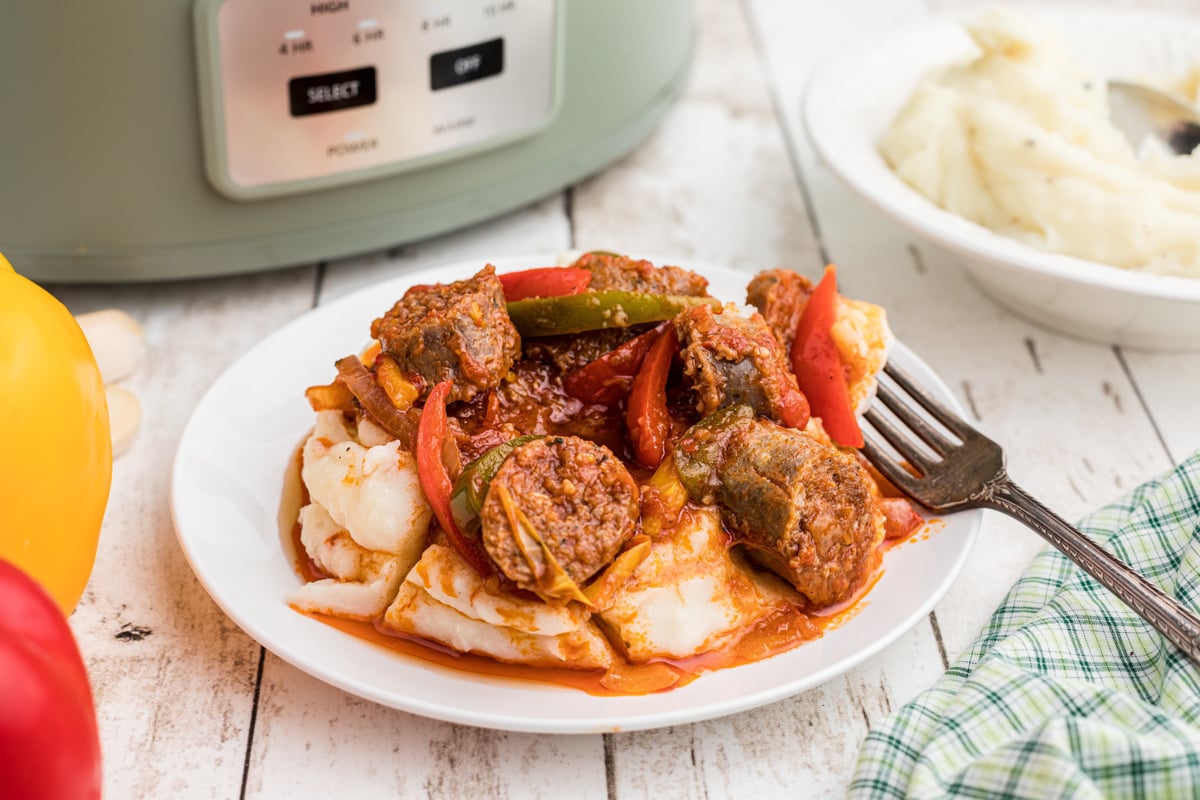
[804,5,1200,351]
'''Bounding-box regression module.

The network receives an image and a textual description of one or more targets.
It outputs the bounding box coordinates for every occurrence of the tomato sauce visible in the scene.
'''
[455,361,630,461]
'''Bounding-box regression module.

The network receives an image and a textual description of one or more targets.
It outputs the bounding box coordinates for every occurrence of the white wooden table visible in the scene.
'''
[51,0,1200,797]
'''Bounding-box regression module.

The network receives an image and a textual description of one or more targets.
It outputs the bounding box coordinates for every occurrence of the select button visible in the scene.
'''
[430,38,504,90]
[289,67,377,117]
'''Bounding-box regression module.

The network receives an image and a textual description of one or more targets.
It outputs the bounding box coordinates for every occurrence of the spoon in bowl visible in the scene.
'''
[1108,80,1200,156]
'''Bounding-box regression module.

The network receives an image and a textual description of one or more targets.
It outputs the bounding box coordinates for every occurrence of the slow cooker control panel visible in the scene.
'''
[195,0,560,199]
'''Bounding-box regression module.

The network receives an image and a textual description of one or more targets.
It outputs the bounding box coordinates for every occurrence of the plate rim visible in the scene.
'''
[170,253,982,733]
[802,3,1200,303]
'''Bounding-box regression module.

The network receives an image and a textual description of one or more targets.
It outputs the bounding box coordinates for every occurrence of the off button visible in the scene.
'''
[430,38,504,91]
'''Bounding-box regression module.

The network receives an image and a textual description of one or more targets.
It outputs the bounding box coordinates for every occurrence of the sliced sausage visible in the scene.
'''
[574,252,709,297]
[371,265,520,403]
[674,304,807,426]
[480,436,639,591]
[745,268,814,354]
[715,418,882,609]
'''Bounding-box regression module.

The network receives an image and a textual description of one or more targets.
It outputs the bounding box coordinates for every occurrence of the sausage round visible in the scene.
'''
[371,265,520,403]
[716,419,882,608]
[480,436,639,591]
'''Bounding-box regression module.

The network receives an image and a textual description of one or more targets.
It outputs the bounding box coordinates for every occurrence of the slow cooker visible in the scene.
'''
[0,0,693,282]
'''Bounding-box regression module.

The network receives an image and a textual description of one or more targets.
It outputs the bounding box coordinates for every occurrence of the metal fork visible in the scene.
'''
[862,361,1200,665]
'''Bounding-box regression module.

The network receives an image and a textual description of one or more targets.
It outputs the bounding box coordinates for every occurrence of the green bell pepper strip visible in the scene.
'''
[506,291,719,338]
[670,404,757,505]
[448,435,543,535]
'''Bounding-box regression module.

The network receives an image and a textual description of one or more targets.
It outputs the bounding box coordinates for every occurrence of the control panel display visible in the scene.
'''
[198,0,560,199]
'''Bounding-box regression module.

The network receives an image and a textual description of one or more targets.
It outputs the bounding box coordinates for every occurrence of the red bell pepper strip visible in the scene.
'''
[0,559,102,800]
[498,267,592,302]
[627,326,679,469]
[789,264,863,447]
[416,381,494,577]
[562,322,669,405]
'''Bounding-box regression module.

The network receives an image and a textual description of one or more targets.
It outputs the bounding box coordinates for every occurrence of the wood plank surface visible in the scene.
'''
[39,0,1200,797]
[52,268,317,799]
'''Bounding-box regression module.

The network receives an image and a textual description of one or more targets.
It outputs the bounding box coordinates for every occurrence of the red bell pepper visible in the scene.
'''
[0,559,101,800]
[789,264,863,448]
[498,267,591,302]
[416,381,494,577]
[562,322,668,405]
[627,326,678,469]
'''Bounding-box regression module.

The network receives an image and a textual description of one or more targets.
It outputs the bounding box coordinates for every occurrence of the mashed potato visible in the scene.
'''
[881,9,1200,277]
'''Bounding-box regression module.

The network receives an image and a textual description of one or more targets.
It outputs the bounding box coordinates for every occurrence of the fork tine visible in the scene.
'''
[860,432,921,495]
[872,380,957,455]
[883,361,977,437]
[863,407,938,473]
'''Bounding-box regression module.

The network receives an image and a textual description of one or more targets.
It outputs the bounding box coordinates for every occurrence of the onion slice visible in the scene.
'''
[334,355,417,447]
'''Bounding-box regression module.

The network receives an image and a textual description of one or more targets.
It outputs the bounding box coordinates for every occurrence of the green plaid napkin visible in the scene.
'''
[849,451,1200,799]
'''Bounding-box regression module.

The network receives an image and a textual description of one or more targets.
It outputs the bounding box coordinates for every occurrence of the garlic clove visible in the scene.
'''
[106,385,142,458]
[75,309,147,384]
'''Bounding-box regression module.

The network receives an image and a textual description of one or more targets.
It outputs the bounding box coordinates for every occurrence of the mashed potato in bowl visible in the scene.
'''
[880,9,1200,278]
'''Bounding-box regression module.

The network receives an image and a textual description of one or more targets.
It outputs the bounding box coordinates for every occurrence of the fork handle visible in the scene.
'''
[982,475,1200,664]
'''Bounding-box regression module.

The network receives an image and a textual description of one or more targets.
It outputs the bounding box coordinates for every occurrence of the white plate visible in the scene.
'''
[804,5,1200,350]
[171,255,981,733]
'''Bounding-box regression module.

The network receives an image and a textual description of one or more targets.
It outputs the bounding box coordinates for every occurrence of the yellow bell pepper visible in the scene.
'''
[0,254,111,615]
